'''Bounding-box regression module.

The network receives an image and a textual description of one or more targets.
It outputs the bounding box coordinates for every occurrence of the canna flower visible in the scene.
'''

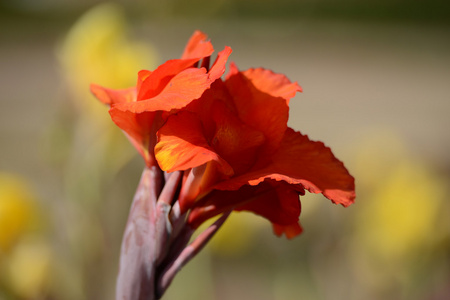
[91,31,231,167]
[155,62,355,238]
[92,31,354,238]
[90,30,355,300]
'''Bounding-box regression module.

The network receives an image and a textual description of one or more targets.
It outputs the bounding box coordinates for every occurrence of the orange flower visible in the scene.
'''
[155,62,355,238]
[91,31,355,239]
[90,31,231,167]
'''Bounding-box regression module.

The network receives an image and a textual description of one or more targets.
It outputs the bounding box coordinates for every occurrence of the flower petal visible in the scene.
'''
[115,67,211,113]
[155,111,233,175]
[90,84,136,105]
[242,67,302,102]
[128,47,232,113]
[181,79,265,175]
[208,46,232,82]
[136,31,217,101]
[183,80,237,139]
[136,58,207,101]
[272,223,303,239]
[109,107,162,166]
[136,69,152,91]
[188,180,303,237]
[224,65,289,157]
[233,181,302,226]
[181,30,214,60]
[214,128,356,207]
[209,99,265,175]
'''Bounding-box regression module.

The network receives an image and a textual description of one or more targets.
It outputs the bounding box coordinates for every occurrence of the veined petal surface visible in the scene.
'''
[225,66,290,157]
[189,180,304,238]
[155,111,233,175]
[90,84,136,105]
[242,67,302,102]
[214,128,355,207]
[181,30,214,60]
[109,108,161,166]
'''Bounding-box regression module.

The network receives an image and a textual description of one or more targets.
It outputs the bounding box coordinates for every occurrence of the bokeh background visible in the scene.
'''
[1,0,449,299]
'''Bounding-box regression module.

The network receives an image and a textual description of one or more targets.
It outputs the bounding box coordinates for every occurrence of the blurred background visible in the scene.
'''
[1,0,449,299]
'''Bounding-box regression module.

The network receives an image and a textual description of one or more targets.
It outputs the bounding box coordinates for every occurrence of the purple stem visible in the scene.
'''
[154,171,183,265]
[156,211,231,298]
[115,166,162,300]
[116,166,230,300]
[159,171,182,205]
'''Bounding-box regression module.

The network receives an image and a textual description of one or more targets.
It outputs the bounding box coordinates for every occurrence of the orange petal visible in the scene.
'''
[234,181,302,226]
[210,99,265,175]
[188,180,303,232]
[136,70,152,91]
[272,223,303,239]
[131,47,232,112]
[90,84,136,105]
[242,67,302,102]
[208,46,232,81]
[225,61,239,79]
[137,58,206,101]
[224,66,289,157]
[137,31,216,101]
[181,30,214,60]
[183,80,237,139]
[181,79,265,175]
[214,128,355,207]
[155,111,233,175]
[109,108,162,167]
[116,67,211,113]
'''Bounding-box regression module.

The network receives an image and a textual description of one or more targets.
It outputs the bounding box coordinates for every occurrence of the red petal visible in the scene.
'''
[225,61,239,80]
[90,84,136,105]
[137,58,207,101]
[208,46,232,81]
[214,128,355,207]
[226,64,302,101]
[209,99,265,175]
[183,80,237,139]
[129,48,232,113]
[155,111,233,175]
[109,107,162,167]
[234,181,302,226]
[272,223,303,239]
[242,68,302,102]
[181,79,265,176]
[136,31,218,101]
[224,66,289,157]
[181,30,214,60]
[136,70,152,91]
[116,67,211,113]
[188,180,303,233]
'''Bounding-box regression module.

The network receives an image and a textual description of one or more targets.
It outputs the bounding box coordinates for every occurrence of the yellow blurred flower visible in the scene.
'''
[205,212,267,257]
[4,238,52,299]
[349,130,448,290]
[57,2,158,114]
[0,173,53,299]
[357,161,445,261]
[53,2,160,181]
[0,173,39,253]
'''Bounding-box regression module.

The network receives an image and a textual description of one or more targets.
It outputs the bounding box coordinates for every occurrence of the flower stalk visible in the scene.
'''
[116,166,162,300]
[90,30,355,300]
[116,166,231,300]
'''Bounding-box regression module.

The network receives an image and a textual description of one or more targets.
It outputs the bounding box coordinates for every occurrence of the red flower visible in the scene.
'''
[154,63,355,238]
[90,31,231,167]
[91,31,355,239]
